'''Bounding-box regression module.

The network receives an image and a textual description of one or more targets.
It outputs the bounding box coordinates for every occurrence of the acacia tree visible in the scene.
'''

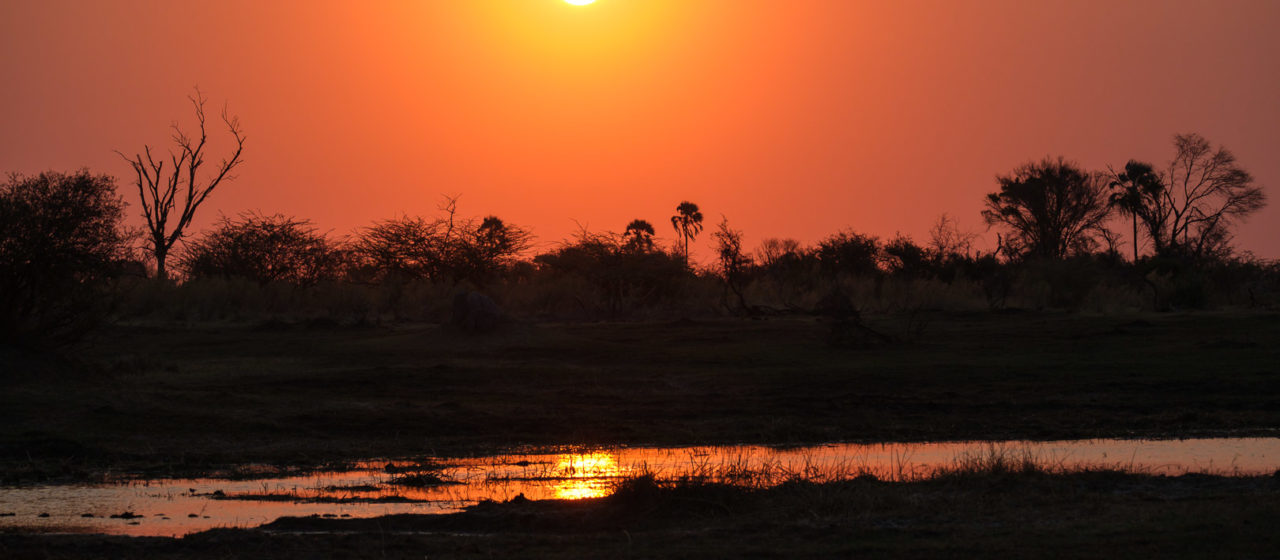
[353,198,530,286]
[118,89,245,281]
[982,157,1111,260]
[353,215,445,281]
[1151,133,1266,259]
[670,201,703,267]
[180,213,343,285]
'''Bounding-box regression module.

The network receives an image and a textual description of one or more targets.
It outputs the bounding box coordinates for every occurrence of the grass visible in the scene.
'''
[1,310,1278,483]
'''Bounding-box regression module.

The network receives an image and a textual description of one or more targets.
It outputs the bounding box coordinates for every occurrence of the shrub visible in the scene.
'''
[179,213,345,285]
[533,230,688,319]
[0,170,129,346]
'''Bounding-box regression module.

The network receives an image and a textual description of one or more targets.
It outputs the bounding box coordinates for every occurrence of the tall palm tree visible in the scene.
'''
[1108,160,1162,262]
[670,201,703,267]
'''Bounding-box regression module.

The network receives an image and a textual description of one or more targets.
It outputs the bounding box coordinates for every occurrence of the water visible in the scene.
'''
[2,437,1277,537]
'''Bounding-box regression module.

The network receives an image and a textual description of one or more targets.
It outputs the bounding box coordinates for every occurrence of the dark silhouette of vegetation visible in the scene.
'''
[351,198,530,286]
[117,89,245,281]
[983,157,1111,260]
[881,234,930,278]
[180,213,343,285]
[622,219,656,253]
[533,226,686,319]
[351,215,444,282]
[456,215,533,286]
[711,217,753,314]
[928,213,977,261]
[1108,160,1165,261]
[670,201,703,267]
[1150,133,1265,260]
[0,171,129,346]
[4,131,1272,326]
[816,230,880,276]
[756,238,803,270]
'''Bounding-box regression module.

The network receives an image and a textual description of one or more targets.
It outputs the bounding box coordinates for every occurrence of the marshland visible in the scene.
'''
[6,1,1280,557]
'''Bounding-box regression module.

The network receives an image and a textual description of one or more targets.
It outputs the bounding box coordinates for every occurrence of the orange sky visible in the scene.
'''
[3,0,1279,260]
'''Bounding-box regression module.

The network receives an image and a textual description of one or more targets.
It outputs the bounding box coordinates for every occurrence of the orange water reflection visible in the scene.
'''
[3,437,1278,537]
[551,452,624,499]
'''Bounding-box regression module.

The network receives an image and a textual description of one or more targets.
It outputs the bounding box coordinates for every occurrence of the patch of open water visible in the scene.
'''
[1,437,1276,537]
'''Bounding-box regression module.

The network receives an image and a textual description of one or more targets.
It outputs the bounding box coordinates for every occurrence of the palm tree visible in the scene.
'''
[623,219,656,253]
[1108,160,1163,262]
[670,201,703,267]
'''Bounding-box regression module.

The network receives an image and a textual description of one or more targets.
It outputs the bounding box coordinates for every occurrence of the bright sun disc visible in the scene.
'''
[565,0,596,5]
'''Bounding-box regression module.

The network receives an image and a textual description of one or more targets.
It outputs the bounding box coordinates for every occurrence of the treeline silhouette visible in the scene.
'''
[2,133,1277,346]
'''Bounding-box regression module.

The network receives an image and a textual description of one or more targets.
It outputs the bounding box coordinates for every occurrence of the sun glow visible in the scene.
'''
[552,452,623,499]
[564,0,596,5]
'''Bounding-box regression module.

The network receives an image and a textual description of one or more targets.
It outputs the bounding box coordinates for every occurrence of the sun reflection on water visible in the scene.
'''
[6,438,1279,537]
[551,452,625,499]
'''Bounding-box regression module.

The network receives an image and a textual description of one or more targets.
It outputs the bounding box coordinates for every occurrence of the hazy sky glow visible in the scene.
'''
[3,0,1278,259]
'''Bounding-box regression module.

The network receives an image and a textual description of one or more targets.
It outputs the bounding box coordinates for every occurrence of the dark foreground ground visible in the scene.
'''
[2,311,1278,482]
[2,470,1277,559]
[2,311,1278,557]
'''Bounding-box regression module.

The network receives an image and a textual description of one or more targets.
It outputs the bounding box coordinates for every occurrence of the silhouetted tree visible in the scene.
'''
[353,215,444,281]
[670,201,703,267]
[817,230,880,276]
[0,171,129,346]
[118,89,245,281]
[711,217,753,314]
[353,199,530,285]
[927,213,977,262]
[982,157,1110,260]
[180,213,343,285]
[534,228,685,318]
[882,234,930,277]
[754,238,816,311]
[1152,133,1266,260]
[457,215,533,285]
[622,219,657,253]
[756,238,803,269]
[1108,160,1165,261]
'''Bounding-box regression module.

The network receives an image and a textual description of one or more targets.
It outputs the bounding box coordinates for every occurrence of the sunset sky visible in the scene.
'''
[3,0,1278,260]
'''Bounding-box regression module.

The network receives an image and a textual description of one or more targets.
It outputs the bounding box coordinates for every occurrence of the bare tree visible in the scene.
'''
[1153,133,1266,259]
[118,89,245,280]
[711,216,753,314]
[756,237,803,268]
[927,213,977,260]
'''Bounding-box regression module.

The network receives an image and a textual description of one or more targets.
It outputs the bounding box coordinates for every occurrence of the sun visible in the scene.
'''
[564,0,596,5]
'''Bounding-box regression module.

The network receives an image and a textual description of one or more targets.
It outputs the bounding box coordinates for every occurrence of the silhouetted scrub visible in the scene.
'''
[0,170,130,346]
[180,213,344,285]
[352,200,532,287]
[532,229,690,319]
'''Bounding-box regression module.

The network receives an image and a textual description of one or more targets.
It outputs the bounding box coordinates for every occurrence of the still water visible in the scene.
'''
[2,437,1276,537]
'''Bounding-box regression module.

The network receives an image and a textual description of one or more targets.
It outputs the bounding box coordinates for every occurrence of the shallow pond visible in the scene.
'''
[2,437,1277,537]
